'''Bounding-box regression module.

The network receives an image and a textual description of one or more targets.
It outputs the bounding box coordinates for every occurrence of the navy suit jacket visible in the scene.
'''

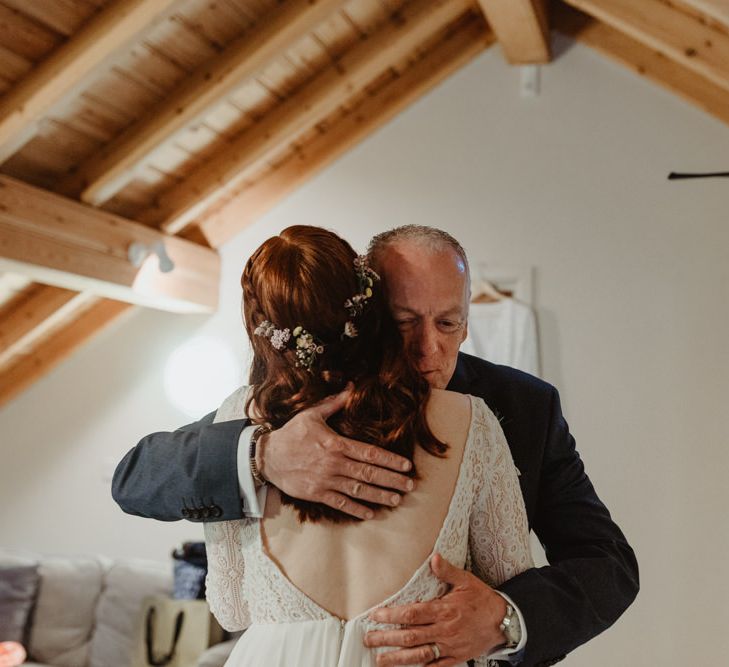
[113,353,638,666]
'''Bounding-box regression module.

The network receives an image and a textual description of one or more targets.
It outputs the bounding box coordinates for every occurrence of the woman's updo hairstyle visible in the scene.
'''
[242,225,445,523]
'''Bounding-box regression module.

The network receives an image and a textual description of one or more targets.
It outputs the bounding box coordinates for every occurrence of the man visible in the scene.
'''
[113,226,638,666]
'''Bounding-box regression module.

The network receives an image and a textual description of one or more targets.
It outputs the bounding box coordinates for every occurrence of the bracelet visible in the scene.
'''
[249,424,272,488]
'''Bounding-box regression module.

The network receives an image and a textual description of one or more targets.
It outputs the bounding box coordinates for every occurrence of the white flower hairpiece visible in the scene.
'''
[292,326,324,370]
[253,255,380,370]
[343,255,379,334]
[253,321,290,350]
[254,321,322,370]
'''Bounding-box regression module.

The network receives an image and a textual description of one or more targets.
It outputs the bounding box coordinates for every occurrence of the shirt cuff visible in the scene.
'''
[486,592,527,660]
[237,425,268,518]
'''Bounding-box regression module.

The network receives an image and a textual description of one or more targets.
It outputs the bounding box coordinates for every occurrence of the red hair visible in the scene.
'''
[242,225,446,523]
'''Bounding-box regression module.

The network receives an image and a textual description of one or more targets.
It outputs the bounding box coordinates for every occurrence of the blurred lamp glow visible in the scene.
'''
[164,336,240,417]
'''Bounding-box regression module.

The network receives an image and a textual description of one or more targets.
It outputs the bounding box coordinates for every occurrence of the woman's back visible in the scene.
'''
[205,387,533,666]
[260,388,472,620]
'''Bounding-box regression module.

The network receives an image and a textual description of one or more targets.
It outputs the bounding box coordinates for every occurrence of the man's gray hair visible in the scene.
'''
[367,225,470,278]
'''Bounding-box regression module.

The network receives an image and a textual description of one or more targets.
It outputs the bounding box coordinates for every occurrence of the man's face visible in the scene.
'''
[377,241,469,389]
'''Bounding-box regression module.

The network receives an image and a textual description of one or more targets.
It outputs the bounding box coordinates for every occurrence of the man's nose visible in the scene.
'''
[414,322,439,358]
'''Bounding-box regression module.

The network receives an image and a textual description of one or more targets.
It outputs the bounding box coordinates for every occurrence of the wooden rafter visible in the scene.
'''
[137,0,474,236]
[0,175,220,313]
[678,0,729,27]
[60,0,347,206]
[562,0,729,94]
[0,0,180,164]
[0,285,90,370]
[200,16,494,247]
[555,3,729,128]
[0,297,131,408]
[475,0,550,63]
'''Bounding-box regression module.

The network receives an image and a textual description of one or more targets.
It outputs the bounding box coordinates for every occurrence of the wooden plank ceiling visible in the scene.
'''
[0,0,727,408]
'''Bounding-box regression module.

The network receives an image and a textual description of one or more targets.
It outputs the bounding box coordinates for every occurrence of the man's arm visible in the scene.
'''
[112,412,246,521]
[113,388,415,522]
[497,387,639,665]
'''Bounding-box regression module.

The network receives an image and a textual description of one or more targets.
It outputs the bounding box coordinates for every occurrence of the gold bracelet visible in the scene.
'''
[249,424,271,487]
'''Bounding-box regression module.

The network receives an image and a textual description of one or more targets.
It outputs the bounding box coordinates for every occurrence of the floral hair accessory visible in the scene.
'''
[253,321,290,349]
[253,255,379,367]
[292,326,324,371]
[254,320,322,371]
[343,255,380,336]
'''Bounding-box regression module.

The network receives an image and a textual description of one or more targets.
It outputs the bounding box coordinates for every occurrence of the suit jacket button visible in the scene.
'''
[191,509,201,520]
[181,508,190,518]
[201,507,211,519]
[210,505,223,518]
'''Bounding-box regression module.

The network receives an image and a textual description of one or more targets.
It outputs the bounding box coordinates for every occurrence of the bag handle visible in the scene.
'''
[145,606,185,666]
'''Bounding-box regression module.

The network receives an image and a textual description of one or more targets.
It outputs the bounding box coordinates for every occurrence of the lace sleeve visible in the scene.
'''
[204,520,250,632]
[468,400,534,667]
[469,400,533,585]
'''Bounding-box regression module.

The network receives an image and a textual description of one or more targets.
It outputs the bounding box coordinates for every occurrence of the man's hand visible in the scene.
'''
[257,386,415,520]
[364,553,508,666]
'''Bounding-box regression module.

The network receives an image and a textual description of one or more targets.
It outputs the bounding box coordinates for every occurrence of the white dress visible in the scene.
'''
[204,392,533,667]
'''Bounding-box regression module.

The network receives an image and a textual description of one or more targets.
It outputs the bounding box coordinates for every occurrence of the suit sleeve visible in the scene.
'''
[112,412,248,522]
[497,387,639,667]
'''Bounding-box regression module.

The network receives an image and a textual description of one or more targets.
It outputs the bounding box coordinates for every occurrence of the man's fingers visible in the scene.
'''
[342,438,413,473]
[321,491,374,520]
[368,600,442,626]
[365,626,433,649]
[340,459,414,494]
[375,644,442,667]
[430,553,465,587]
[314,386,353,420]
[333,477,402,507]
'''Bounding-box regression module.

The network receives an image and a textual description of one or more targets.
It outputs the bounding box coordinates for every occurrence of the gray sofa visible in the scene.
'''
[0,550,237,667]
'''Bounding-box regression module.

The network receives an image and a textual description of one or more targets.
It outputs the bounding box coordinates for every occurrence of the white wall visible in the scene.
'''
[2,35,728,664]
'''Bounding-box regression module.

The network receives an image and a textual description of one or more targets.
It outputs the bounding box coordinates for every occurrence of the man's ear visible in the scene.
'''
[460,319,468,345]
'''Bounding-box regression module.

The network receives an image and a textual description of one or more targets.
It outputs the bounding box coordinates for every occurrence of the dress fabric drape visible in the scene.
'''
[204,389,534,667]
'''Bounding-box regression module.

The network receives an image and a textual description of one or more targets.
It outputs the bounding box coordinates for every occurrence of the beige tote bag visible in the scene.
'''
[129,596,224,667]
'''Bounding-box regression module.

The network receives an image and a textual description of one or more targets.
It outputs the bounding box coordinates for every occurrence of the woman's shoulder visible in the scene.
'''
[428,388,471,413]
[425,389,472,447]
[214,385,251,423]
[428,391,504,438]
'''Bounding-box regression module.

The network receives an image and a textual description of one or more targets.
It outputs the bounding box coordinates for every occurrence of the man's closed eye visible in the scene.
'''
[437,320,463,333]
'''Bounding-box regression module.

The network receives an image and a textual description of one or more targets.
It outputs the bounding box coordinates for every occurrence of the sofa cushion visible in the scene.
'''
[27,555,105,667]
[89,559,172,667]
[0,553,40,643]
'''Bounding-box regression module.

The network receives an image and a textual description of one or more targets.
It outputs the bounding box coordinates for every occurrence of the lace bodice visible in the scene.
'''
[205,390,533,666]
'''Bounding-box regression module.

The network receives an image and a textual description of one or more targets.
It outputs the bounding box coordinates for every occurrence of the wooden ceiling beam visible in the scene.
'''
[0,175,219,313]
[677,0,729,27]
[475,0,551,63]
[0,297,131,408]
[555,3,729,128]
[60,0,347,206]
[0,0,180,164]
[200,16,494,247]
[0,286,92,370]
[138,0,474,237]
[562,0,729,94]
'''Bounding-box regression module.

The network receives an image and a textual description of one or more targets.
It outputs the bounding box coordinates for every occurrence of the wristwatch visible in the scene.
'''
[249,424,271,488]
[499,603,522,649]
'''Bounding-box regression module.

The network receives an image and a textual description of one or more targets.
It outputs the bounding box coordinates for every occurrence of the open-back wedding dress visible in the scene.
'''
[204,390,533,667]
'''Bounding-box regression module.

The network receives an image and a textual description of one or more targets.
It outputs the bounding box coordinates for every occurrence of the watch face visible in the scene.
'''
[500,605,521,646]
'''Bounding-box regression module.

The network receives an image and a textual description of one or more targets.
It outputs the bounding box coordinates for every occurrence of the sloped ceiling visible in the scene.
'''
[0,0,727,407]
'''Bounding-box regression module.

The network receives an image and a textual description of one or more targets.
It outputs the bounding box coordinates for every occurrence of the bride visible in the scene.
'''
[204,225,533,666]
